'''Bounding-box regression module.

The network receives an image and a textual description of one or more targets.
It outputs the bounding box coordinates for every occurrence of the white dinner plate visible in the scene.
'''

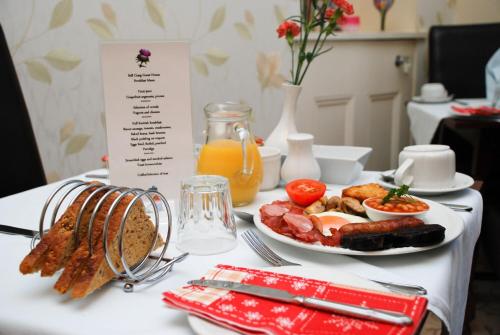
[379,170,474,196]
[187,266,388,335]
[411,95,454,104]
[254,199,464,256]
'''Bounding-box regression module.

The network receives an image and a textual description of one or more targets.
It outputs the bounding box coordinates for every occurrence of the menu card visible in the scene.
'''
[101,42,194,196]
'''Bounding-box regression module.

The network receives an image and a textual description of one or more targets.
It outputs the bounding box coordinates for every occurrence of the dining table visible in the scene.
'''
[0,168,482,335]
[407,99,489,145]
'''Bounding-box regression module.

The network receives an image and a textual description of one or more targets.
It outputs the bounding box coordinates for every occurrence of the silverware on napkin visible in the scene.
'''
[189,279,413,326]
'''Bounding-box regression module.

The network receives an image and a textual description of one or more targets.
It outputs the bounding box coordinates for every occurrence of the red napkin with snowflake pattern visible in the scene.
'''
[162,265,428,335]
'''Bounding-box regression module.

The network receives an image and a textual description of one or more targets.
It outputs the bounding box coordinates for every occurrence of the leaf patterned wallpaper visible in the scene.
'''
[2,0,484,183]
[1,0,296,182]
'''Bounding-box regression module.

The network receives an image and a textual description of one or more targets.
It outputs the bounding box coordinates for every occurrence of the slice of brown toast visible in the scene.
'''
[19,183,102,275]
[40,187,106,276]
[341,183,388,202]
[53,192,120,294]
[69,196,162,298]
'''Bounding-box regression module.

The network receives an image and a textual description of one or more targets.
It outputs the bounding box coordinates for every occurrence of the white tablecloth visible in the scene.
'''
[0,170,483,335]
[407,99,488,144]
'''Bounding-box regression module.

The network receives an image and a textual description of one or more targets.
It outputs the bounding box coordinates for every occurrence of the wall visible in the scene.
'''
[1,0,499,182]
[1,0,296,182]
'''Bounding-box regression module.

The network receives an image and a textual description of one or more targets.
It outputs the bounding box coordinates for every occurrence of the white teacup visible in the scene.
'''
[421,83,448,100]
[258,146,281,191]
[394,145,456,189]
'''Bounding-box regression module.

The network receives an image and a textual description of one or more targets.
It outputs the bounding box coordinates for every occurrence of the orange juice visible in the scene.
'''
[197,139,263,206]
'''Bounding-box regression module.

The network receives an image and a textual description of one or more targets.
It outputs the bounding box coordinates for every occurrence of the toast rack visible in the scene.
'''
[32,180,188,293]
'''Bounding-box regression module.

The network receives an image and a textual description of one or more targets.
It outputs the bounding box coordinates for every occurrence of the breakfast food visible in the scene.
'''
[20,183,103,275]
[341,224,445,251]
[20,186,163,299]
[341,183,388,202]
[339,217,424,235]
[285,179,326,206]
[260,201,341,246]
[259,195,446,251]
[365,197,429,213]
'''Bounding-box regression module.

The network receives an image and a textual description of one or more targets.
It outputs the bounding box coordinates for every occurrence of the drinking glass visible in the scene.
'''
[176,175,237,255]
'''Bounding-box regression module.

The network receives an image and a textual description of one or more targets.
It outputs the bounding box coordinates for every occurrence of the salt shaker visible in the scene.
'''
[281,133,321,182]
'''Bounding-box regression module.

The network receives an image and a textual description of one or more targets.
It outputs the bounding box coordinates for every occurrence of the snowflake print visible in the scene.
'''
[271,305,289,314]
[316,285,326,294]
[324,316,379,331]
[220,293,235,301]
[264,276,279,285]
[297,311,308,321]
[245,273,256,280]
[360,300,368,308]
[291,280,308,291]
[219,304,236,312]
[244,311,263,321]
[276,317,294,329]
[242,299,259,307]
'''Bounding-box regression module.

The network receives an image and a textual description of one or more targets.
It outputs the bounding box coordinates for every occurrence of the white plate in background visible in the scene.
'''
[379,170,474,196]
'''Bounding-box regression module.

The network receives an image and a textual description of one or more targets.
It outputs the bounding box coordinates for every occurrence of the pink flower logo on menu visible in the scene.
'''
[136,49,151,68]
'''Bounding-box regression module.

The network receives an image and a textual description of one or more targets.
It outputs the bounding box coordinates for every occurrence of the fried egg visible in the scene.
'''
[312,212,368,236]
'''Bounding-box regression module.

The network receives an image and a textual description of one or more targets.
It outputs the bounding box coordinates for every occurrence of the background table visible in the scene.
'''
[408,99,500,278]
[407,99,488,145]
[0,170,482,335]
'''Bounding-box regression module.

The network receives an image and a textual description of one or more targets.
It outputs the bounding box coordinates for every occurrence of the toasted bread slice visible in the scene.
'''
[19,183,102,275]
[69,196,162,298]
[54,192,120,294]
[341,183,388,202]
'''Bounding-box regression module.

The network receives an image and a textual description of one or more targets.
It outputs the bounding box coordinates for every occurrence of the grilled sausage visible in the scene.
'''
[339,217,424,236]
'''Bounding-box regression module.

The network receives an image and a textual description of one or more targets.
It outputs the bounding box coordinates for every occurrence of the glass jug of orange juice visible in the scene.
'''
[197,103,263,207]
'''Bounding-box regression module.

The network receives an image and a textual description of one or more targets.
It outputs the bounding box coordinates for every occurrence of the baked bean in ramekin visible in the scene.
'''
[362,196,429,221]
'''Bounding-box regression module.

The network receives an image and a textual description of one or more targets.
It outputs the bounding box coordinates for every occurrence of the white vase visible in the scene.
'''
[266,83,301,154]
[281,133,321,183]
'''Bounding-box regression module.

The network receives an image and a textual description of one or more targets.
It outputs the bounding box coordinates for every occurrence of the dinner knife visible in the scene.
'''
[0,224,37,238]
[188,279,413,326]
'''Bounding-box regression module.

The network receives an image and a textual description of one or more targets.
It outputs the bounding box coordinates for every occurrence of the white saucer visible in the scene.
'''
[412,95,453,104]
[379,170,474,196]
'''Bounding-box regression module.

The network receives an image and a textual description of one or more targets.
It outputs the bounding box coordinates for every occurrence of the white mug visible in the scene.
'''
[394,145,456,189]
[258,146,281,191]
[421,83,448,100]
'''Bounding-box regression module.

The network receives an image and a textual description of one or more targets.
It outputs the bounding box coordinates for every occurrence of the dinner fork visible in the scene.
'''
[242,229,427,296]
[242,230,300,266]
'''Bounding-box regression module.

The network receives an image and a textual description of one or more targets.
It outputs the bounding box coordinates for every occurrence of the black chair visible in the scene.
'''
[429,23,500,98]
[0,24,46,197]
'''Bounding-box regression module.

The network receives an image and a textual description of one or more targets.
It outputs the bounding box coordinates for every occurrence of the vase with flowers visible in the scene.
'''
[374,0,394,31]
[266,0,354,153]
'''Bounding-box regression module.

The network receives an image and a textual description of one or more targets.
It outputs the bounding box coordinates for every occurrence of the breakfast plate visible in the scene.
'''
[379,170,474,196]
[254,199,464,256]
[411,95,454,104]
[187,266,388,335]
